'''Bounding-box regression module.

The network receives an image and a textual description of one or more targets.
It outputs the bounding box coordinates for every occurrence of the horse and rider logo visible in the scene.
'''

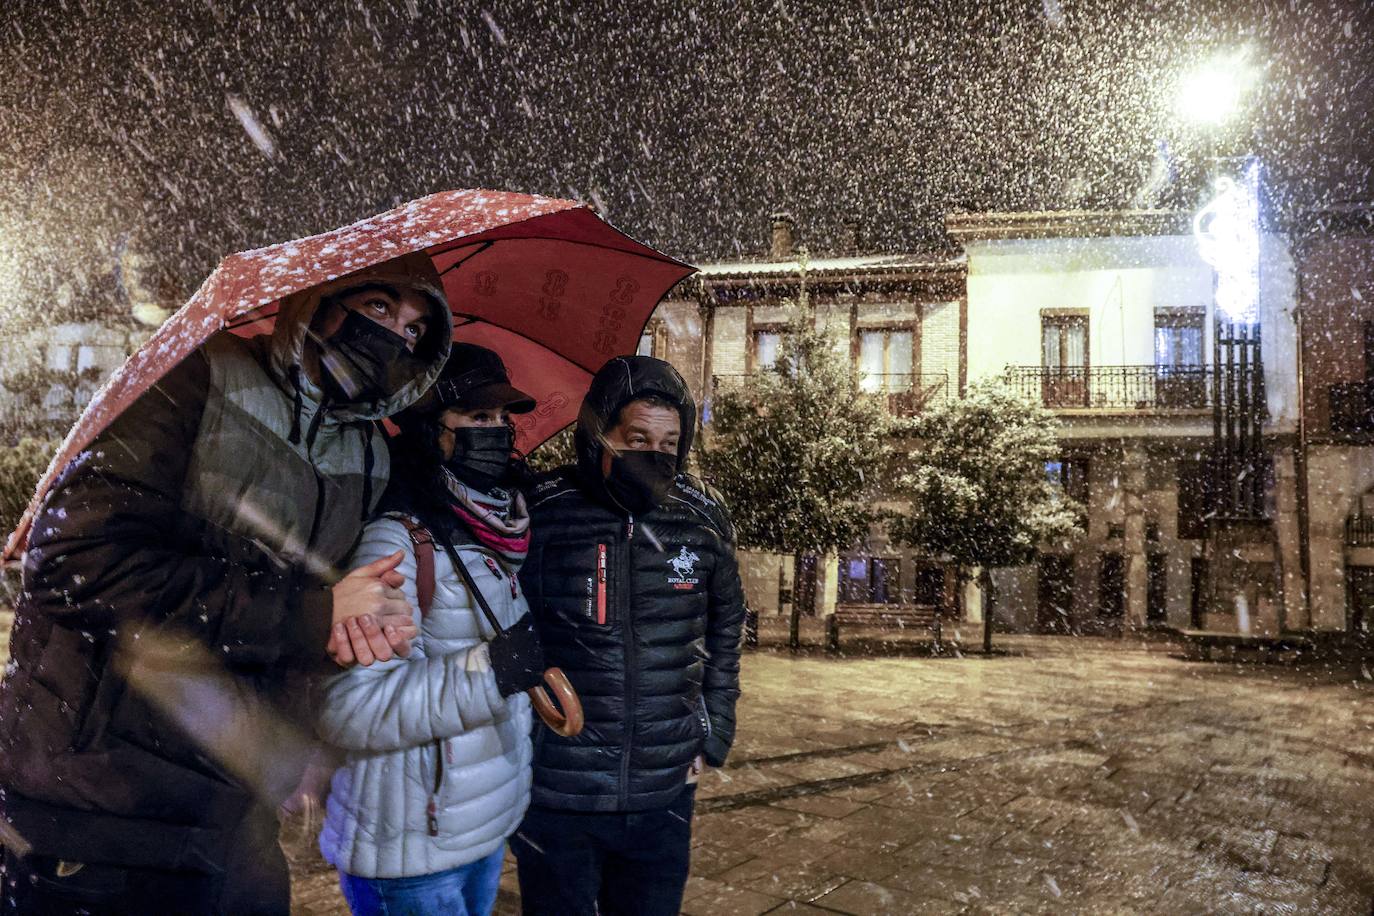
[667,546,701,589]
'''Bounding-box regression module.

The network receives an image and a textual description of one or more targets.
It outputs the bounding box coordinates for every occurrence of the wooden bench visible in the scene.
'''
[827,604,942,653]
[1177,629,1316,661]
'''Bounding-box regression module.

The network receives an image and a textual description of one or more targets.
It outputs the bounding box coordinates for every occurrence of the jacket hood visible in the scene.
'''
[269,252,453,423]
[574,356,696,493]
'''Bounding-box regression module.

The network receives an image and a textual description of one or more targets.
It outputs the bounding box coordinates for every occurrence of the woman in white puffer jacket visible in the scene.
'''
[317,344,547,916]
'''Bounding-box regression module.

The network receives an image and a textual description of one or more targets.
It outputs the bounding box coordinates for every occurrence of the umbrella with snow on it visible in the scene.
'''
[4,189,695,563]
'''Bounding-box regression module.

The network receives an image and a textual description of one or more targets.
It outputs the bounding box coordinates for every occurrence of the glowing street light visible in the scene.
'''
[1175,50,1260,127]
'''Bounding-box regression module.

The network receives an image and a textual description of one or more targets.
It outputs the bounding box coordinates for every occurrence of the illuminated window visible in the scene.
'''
[857,328,914,392]
[753,328,784,372]
[1154,310,1204,367]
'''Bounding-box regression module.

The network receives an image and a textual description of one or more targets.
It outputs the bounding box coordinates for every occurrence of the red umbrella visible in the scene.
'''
[4,190,694,562]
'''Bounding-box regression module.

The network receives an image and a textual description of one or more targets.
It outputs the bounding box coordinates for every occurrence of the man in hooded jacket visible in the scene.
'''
[512,355,745,916]
[0,254,453,915]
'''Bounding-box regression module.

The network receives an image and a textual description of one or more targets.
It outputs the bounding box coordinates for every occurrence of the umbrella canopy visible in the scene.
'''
[4,190,694,561]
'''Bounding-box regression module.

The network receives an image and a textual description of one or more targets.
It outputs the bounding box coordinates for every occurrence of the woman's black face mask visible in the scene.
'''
[604,449,678,515]
[444,424,515,492]
[316,308,419,402]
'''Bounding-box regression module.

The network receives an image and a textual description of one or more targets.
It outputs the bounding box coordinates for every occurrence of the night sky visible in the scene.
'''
[3,0,1372,327]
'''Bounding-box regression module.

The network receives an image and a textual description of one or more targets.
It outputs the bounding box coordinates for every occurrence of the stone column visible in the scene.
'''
[1123,446,1149,628]
[1272,448,1309,631]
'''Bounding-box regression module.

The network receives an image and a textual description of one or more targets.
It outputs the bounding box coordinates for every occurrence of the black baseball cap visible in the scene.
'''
[432,342,536,414]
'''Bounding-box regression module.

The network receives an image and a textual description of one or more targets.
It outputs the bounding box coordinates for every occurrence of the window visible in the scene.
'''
[1041,313,1089,407]
[838,556,900,604]
[1177,457,1211,539]
[1045,457,1090,505]
[752,327,784,372]
[1042,314,1088,370]
[856,328,914,393]
[1154,310,1205,368]
[637,321,667,359]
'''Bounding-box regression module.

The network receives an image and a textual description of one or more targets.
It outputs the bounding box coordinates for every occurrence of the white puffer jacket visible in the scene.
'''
[317,514,533,879]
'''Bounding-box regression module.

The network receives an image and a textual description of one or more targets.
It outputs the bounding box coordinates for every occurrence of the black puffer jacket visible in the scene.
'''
[520,356,745,813]
[0,268,450,872]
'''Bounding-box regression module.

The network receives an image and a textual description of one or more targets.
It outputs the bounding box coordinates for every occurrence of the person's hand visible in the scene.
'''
[329,550,417,667]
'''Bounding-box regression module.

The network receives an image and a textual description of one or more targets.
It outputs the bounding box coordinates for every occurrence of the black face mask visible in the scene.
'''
[317,308,418,402]
[445,425,515,492]
[604,449,678,515]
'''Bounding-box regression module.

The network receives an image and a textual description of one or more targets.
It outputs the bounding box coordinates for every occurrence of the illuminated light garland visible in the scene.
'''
[1193,158,1261,325]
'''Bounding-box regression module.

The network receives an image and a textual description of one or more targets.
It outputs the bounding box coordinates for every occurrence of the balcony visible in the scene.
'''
[1003,365,1214,412]
[858,373,950,416]
[1329,381,1374,434]
[1347,515,1374,547]
[711,371,949,417]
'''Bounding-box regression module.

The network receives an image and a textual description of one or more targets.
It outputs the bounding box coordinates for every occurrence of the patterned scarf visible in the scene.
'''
[442,469,531,565]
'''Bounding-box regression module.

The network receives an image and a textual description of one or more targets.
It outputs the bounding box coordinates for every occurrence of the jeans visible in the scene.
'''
[339,848,505,916]
[510,785,696,916]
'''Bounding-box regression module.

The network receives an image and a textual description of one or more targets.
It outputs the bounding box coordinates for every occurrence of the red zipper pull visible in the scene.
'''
[426,797,439,837]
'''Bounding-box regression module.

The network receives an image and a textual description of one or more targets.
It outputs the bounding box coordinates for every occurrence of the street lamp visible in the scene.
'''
[1175,50,1260,128]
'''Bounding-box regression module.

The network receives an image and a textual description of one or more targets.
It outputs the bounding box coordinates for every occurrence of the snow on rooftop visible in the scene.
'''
[695,252,962,277]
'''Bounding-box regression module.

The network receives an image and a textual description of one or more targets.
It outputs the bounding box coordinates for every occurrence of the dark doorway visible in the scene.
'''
[1037,555,1075,633]
[795,554,819,617]
[1098,553,1125,620]
[1190,558,1208,628]
[1349,567,1374,637]
[1147,553,1168,624]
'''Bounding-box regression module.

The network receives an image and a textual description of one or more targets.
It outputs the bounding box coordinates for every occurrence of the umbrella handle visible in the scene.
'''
[527,667,584,737]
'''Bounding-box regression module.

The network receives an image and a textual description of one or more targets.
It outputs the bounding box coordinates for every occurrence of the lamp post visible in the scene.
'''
[1179,52,1273,632]
[1195,159,1266,519]
[1177,52,1266,519]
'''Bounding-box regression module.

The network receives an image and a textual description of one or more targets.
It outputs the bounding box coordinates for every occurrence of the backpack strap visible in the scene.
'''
[399,517,436,617]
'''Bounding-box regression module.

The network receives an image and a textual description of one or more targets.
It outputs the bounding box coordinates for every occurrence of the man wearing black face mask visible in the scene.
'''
[0,256,451,915]
[512,356,745,916]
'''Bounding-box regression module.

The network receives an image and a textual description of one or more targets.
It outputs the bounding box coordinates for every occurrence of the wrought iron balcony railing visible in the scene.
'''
[1003,365,1216,411]
[1347,515,1374,547]
[711,371,949,417]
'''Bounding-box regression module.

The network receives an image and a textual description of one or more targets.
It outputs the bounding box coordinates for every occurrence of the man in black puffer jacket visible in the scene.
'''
[512,355,745,916]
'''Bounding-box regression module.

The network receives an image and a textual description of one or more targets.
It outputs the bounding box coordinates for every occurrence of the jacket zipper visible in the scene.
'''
[618,514,635,807]
[596,544,608,625]
[427,738,443,836]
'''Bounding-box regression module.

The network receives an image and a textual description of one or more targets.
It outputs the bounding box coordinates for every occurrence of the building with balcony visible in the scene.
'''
[948,208,1303,636]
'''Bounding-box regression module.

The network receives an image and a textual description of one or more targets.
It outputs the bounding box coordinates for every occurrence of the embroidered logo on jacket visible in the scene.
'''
[667,546,701,589]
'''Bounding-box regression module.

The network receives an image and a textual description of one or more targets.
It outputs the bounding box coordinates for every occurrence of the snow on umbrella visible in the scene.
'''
[3,189,694,562]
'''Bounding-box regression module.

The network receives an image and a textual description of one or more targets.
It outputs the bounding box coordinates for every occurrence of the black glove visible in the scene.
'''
[488,613,546,698]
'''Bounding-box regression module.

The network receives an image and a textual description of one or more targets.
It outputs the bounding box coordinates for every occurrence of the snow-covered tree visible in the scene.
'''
[701,300,891,649]
[887,383,1083,652]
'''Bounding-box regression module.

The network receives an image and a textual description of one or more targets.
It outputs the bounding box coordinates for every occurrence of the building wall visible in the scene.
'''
[1296,233,1374,430]
[1305,444,1374,631]
[921,301,960,400]
[960,233,1299,431]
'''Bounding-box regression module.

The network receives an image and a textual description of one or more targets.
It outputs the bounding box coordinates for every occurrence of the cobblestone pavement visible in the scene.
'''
[288,623,1374,915]
[4,611,1372,913]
